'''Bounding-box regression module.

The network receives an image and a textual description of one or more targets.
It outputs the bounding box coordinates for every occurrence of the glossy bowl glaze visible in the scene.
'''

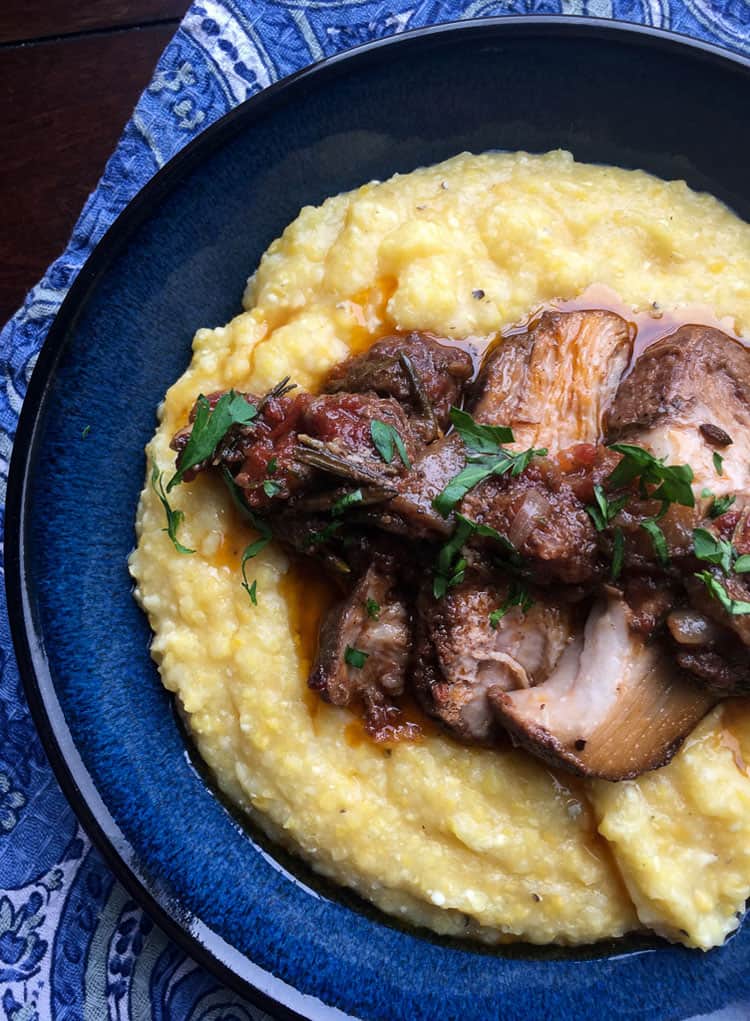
[6,18,750,1021]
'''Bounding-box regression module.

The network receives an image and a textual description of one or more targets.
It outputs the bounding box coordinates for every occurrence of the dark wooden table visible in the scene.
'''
[0,1,191,327]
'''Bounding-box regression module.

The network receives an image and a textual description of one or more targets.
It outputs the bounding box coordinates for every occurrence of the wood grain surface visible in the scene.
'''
[0,2,190,327]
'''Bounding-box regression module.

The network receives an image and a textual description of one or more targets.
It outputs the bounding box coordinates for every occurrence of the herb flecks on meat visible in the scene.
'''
[165,315,750,776]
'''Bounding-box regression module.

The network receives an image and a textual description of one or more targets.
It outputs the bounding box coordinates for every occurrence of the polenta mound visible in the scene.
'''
[130,151,750,948]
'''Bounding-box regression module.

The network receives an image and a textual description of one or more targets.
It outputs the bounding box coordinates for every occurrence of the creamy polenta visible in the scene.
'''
[130,151,750,948]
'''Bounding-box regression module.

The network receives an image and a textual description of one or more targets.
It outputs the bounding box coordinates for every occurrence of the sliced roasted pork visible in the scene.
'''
[605,326,750,687]
[471,309,633,451]
[309,556,417,740]
[413,573,575,742]
[492,596,715,780]
[324,332,473,441]
[606,324,750,497]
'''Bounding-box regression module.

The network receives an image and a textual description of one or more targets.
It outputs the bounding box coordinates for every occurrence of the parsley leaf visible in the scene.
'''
[611,526,624,581]
[489,579,534,628]
[695,571,750,615]
[365,598,380,620]
[151,465,195,555]
[448,407,513,453]
[345,646,369,669]
[371,419,411,468]
[267,457,278,474]
[693,527,734,574]
[640,518,669,565]
[168,391,257,491]
[305,520,342,547]
[240,526,272,605]
[713,451,724,476]
[585,484,628,532]
[263,480,281,498]
[433,446,547,517]
[709,494,736,519]
[433,515,474,598]
[455,513,518,556]
[332,489,364,515]
[734,555,750,574]
[608,443,694,507]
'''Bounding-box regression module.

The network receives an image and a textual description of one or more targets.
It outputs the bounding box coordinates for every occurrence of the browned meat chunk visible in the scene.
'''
[412,573,575,742]
[460,445,607,587]
[309,558,417,740]
[172,389,417,511]
[606,324,750,498]
[359,434,466,540]
[492,595,715,780]
[324,332,473,441]
[623,575,679,639]
[471,309,632,451]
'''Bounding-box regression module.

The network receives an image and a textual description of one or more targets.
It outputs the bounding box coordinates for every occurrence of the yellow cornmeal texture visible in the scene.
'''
[130,150,750,947]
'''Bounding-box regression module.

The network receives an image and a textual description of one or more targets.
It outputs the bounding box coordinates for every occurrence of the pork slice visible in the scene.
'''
[412,573,575,742]
[309,557,416,740]
[606,324,750,497]
[324,332,473,441]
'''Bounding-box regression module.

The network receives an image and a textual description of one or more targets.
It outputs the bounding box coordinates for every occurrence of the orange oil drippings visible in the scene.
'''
[343,276,399,354]
[342,694,441,750]
[279,558,339,678]
[553,284,746,363]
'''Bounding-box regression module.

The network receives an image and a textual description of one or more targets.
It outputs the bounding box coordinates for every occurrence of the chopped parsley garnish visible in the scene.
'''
[240,524,272,605]
[489,579,534,628]
[693,527,734,573]
[611,526,624,581]
[433,514,522,599]
[708,494,736,519]
[448,407,513,454]
[168,390,257,491]
[640,518,669,565]
[151,465,195,555]
[371,419,411,468]
[607,444,694,508]
[267,457,278,474]
[332,489,364,515]
[81,425,91,439]
[692,527,750,614]
[365,598,380,620]
[713,451,725,476]
[695,571,750,616]
[585,484,628,532]
[701,487,713,499]
[263,479,281,498]
[305,520,342,547]
[433,515,474,598]
[433,410,546,518]
[345,646,369,669]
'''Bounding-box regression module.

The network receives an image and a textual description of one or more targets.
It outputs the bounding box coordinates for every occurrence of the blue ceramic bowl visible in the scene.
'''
[7,17,750,1020]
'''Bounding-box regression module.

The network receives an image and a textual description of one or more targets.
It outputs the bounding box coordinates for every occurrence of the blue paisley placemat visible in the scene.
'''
[1,2,750,1018]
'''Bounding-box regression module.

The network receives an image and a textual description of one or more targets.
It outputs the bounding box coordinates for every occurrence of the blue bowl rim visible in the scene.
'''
[6,15,750,1020]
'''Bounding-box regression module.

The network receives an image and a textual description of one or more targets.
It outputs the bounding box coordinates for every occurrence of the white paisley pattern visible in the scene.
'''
[0,1,748,1017]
